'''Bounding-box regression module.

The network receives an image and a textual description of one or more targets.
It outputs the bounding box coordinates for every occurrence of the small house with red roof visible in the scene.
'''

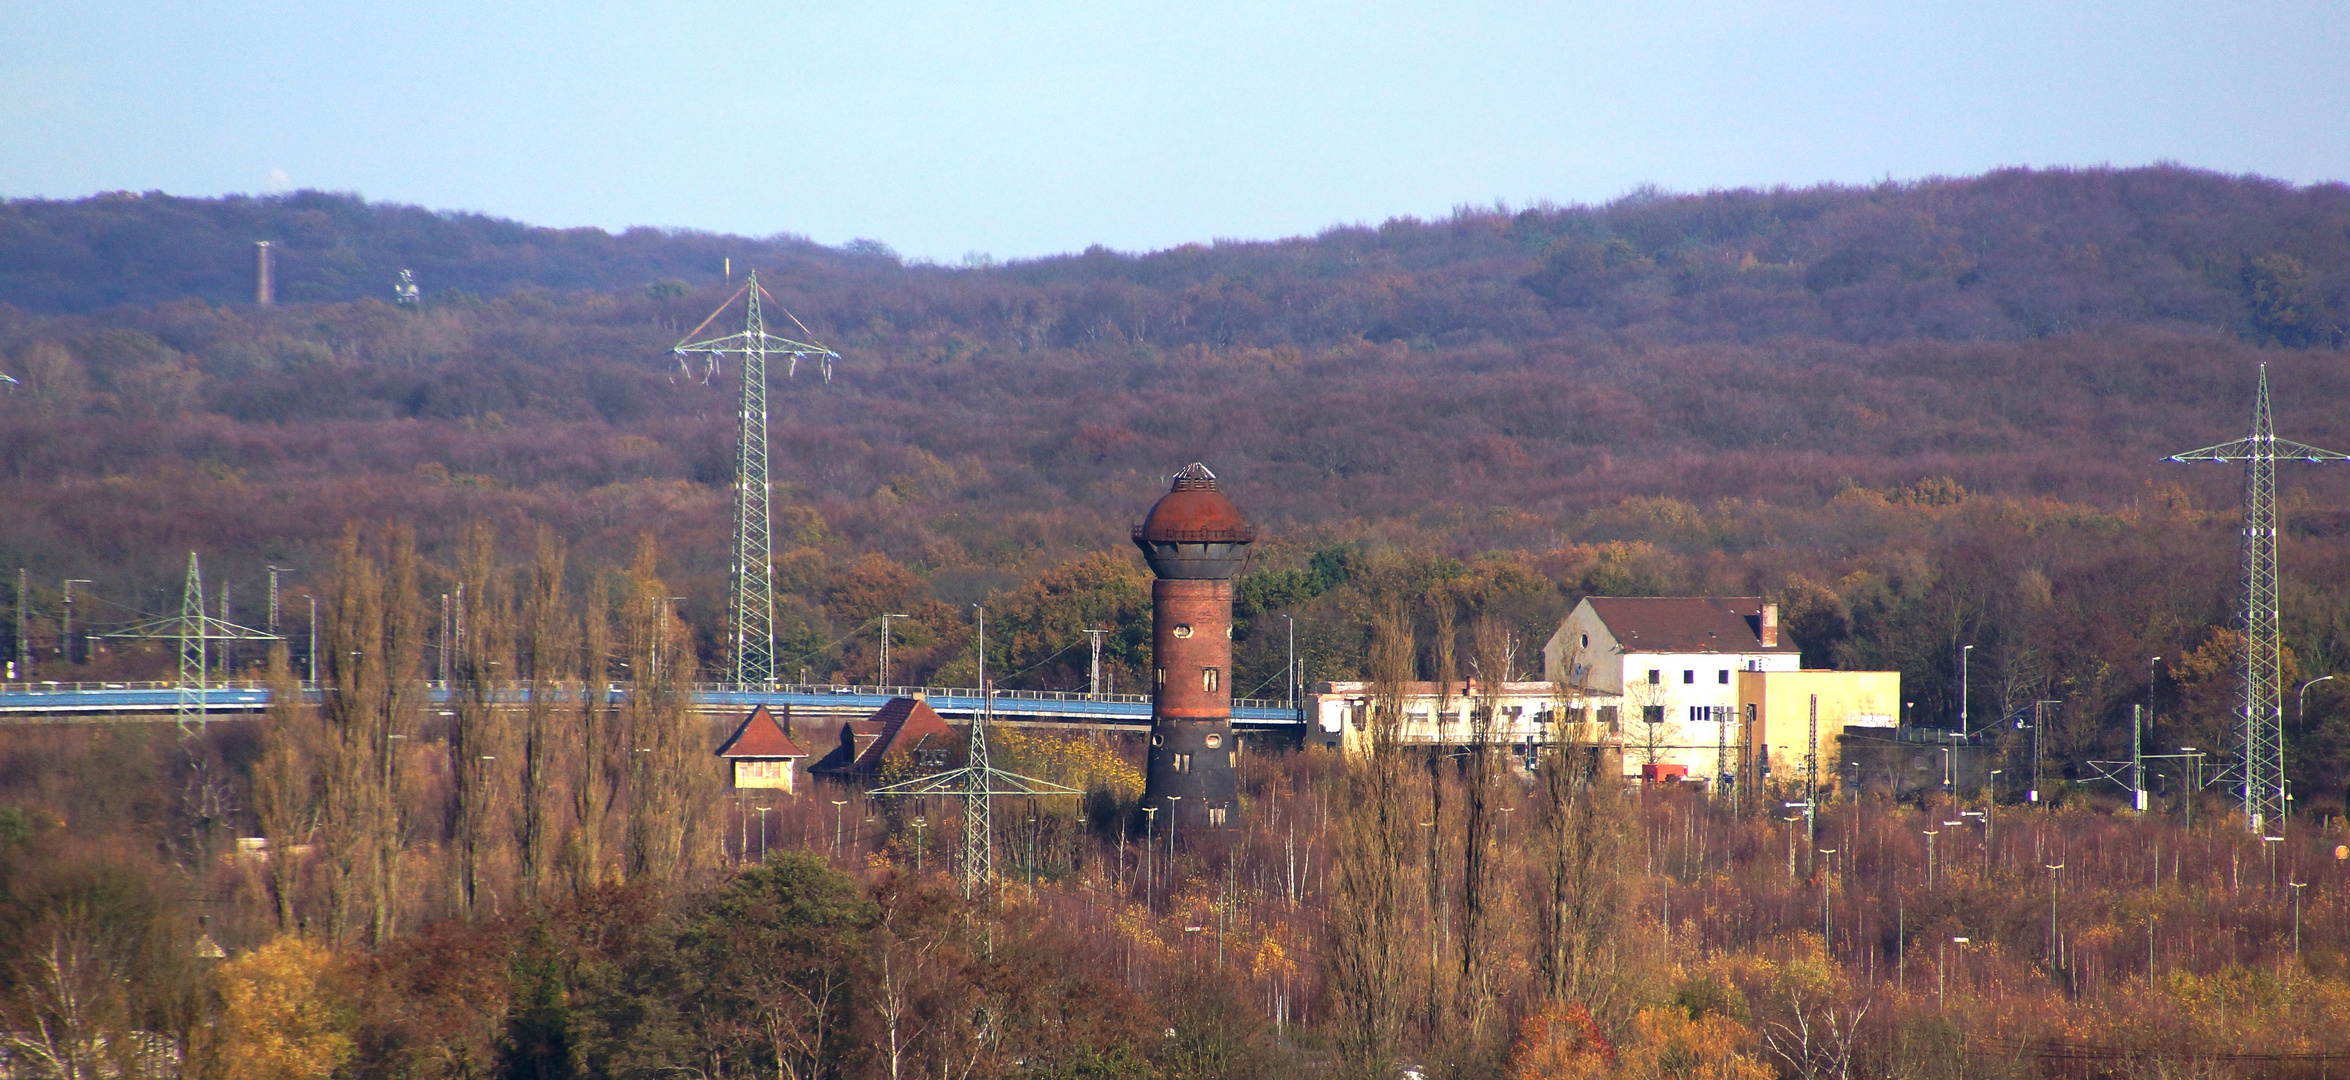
[811,696,957,782]
[716,704,809,793]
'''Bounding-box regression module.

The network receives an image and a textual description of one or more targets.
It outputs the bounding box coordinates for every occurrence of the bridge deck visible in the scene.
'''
[0,682,1307,727]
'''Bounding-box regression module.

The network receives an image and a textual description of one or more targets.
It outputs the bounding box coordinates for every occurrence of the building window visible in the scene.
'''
[1203,667,1220,692]
[1718,669,1730,684]
[1683,669,1695,684]
[1581,633,1589,647]
[1156,667,1166,687]
[1647,669,1661,685]
[1208,805,1228,826]
[1173,753,1191,772]
[1643,705,1665,724]
[1204,733,1223,749]
[1598,706,1620,731]
[1173,624,1194,639]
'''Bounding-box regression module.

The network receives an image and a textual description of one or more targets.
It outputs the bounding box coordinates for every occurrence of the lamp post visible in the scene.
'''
[1959,644,1974,735]
[1782,815,1802,878]
[757,803,772,860]
[2290,878,2308,955]
[831,798,848,854]
[1923,828,1940,887]
[911,817,928,874]
[2045,863,2064,970]
[1941,937,1968,1012]
[1142,804,1159,909]
[307,595,318,686]
[2262,834,2284,887]
[879,614,908,687]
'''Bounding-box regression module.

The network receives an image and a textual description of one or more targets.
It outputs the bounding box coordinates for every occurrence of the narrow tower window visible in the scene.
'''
[1203,667,1220,692]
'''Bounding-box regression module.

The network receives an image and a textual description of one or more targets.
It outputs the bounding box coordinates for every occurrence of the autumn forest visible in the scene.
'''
[3,166,2350,1079]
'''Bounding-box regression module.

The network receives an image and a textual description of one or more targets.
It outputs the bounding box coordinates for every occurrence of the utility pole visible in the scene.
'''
[267,566,290,638]
[220,582,233,676]
[2132,705,2147,812]
[306,595,318,686]
[61,580,89,665]
[669,271,839,689]
[14,567,27,680]
[1806,694,1819,849]
[1084,627,1108,698]
[2167,363,2349,832]
[1283,614,1297,711]
[880,613,907,687]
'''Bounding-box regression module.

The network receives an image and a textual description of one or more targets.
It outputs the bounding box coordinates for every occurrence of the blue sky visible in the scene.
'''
[4,1,2345,261]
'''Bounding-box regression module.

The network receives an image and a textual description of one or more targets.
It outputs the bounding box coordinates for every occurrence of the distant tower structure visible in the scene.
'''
[395,270,421,306]
[1133,463,1253,830]
[2167,363,2349,832]
[255,241,274,306]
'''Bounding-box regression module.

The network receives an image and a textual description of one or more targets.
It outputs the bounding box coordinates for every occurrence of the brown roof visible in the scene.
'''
[1133,463,1254,544]
[812,697,957,776]
[1585,597,1796,654]
[715,704,807,759]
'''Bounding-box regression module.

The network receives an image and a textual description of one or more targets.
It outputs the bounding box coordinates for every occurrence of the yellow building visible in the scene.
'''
[1736,670,1900,794]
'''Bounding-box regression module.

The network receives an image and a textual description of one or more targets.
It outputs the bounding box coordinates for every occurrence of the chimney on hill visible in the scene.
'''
[255,241,274,307]
[1761,603,1779,648]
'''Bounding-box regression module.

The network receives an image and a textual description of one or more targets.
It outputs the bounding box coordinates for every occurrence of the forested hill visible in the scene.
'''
[5,167,2347,347]
[8,165,2350,797]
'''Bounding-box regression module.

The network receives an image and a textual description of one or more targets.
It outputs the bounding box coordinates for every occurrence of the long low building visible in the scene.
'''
[1307,680,1623,756]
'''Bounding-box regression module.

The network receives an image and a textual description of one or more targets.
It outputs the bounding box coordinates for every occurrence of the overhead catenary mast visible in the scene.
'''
[2166,363,2348,831]
[671,271,840,687]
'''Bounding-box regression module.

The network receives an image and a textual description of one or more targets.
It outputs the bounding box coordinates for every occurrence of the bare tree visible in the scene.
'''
[1325,602,1415,1078]
[517,527,570,905]
[253,642,315,933]
[449,521,516,919]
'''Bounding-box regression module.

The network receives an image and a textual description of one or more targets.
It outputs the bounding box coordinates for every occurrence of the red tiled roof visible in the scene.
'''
[715,704,807,759]
[1586,597,1796,654]
[813,697,957,776]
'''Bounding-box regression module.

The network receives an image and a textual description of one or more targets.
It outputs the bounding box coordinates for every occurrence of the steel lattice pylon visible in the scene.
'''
[672,272,839,687]
[2167,364,2348,831]
[102,553,278,736]
[868,608,1081,899]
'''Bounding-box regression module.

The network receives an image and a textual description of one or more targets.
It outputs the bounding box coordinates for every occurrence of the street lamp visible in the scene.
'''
[2262,835,2284,887]
[1142,804,1160,909]
[879,614,908,687]
[2290,878,2308,955]
[1959,644,1974,735]
[911,817,928,874]
[831,798,848,854]
[1941,936,1969,1012]
[2044,863,2064,970]
[1923,829,1940,887]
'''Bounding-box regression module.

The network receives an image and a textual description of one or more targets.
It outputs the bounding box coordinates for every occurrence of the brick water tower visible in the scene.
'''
[1133,463,1253,830]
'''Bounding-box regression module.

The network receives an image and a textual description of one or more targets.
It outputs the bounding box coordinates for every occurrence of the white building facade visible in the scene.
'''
[1307,680,1620,759]
[1542,597,1802,781]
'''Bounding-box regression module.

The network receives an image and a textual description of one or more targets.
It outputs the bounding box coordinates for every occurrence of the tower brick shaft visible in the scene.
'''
[1133,464,1252,831]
